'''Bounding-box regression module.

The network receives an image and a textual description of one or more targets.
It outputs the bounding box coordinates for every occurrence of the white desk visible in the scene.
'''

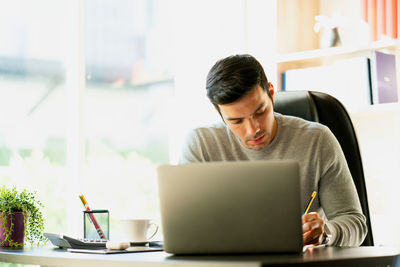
[1,246,400,267]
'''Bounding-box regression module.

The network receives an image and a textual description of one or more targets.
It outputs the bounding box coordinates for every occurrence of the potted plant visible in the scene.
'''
[0,186,46,247]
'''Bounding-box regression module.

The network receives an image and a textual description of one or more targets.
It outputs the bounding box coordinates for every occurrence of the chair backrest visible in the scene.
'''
[273,90,373,246]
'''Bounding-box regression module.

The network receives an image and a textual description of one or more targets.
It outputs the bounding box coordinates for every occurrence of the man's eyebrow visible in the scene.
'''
[225,102,267,121]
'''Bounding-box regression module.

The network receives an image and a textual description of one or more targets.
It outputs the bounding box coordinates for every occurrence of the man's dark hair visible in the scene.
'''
[206,54,271,113]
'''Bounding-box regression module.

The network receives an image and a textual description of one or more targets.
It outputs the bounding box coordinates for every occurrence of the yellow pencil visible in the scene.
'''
[79,194,106,240]
[303,191,317,215]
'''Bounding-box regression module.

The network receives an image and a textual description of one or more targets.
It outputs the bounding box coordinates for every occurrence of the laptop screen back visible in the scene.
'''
[157,160,303,254]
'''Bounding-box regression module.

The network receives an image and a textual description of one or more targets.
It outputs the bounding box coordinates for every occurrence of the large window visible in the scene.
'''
[81,0,174,227]
[0,0,69,233]
[0,0,175,236]
[0,0,275,237]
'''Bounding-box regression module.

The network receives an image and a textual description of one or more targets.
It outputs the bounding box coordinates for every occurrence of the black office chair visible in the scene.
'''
[273,90,373,246]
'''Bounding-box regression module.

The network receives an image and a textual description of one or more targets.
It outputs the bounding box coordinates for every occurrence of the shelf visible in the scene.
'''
[350,103,400,117]
[277,39,400,64]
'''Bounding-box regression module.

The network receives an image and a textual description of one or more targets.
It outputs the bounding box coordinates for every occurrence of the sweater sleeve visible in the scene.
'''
[318,127,368,246]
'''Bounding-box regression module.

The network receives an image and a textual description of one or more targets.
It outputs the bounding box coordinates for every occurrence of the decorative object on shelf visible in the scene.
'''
[314,14,342,48]
[331,27,341,47]
[0,186,46,247]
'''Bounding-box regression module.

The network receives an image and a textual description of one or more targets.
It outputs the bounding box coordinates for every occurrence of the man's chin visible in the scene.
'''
[244,135,268,150]
[244,142,267,150]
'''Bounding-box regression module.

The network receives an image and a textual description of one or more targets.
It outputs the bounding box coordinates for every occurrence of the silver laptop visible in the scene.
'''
[157,160,303,255]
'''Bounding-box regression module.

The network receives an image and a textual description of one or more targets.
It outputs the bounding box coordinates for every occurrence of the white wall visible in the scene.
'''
[352,106,400,246]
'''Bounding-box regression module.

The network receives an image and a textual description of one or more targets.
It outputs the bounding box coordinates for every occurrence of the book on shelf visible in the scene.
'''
[370,50,399,104]
[281,56,372,113]
[362,0,398,40]
[386,0,397,39]
[377,0,386,39]
[398,0,400,40]
[367,0,378,41]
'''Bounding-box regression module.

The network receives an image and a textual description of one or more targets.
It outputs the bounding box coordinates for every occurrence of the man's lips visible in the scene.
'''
[248,134,264,144]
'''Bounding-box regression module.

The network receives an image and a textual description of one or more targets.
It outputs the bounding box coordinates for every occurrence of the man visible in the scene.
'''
[179,54,367,247]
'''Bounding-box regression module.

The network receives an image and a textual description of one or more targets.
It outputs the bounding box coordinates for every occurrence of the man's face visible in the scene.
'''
[218,84,277,150]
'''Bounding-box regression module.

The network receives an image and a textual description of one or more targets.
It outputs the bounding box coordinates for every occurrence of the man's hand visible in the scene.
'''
[302,212,325,245]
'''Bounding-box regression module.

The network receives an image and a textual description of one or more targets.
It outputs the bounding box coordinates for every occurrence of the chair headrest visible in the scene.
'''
[274,91,319,122]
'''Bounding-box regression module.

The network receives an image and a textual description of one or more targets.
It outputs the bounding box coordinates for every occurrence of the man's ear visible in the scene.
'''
[268,82,275,101]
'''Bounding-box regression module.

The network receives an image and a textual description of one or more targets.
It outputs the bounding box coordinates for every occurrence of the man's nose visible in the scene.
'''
[246,117,260,136]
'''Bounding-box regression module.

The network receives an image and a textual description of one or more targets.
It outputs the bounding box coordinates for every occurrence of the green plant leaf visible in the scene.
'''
[0,186,46,247]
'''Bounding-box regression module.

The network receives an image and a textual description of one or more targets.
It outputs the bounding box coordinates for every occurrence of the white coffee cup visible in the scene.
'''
[119,219,158,243]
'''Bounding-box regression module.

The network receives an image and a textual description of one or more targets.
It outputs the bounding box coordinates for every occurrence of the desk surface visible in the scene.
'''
[1,246,400,267]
